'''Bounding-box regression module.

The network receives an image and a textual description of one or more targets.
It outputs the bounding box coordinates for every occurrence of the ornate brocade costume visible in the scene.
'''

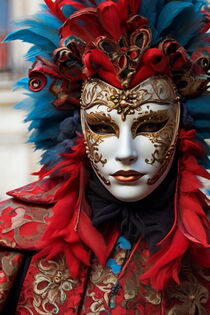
[0,179,209,315]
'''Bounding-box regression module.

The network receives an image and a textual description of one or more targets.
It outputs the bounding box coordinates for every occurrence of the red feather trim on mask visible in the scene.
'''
[140,129,210,290]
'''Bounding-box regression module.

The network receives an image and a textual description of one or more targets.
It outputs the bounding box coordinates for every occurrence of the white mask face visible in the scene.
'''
[81,76,180,202]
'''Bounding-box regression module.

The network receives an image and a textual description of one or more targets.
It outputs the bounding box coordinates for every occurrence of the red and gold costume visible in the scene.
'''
[1,0,210,313]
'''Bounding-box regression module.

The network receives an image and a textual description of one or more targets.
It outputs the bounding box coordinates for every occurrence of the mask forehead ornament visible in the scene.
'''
[81,76,179,121]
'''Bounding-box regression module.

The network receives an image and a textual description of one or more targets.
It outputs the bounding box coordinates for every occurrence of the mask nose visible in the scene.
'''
[115,127,138,165]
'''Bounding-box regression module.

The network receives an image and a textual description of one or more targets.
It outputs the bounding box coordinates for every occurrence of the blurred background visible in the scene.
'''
[0,0,42,200]
[0,1,209,201]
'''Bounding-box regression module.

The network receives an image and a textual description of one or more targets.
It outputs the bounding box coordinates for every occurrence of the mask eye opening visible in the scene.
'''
[87,122,116,135]
[136,119,169,134]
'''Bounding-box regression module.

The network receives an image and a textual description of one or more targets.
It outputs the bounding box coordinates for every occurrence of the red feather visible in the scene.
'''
[127,0,141,15]
[60,8,105,44]
[142,48,169,73]
[180,207,208,245]
[65,249,81,278]
[78,212,107,265]
[98,1,122,40]
[140,229,189,290]
[189,247,210,268]
[180,194,208,218]
[180,170,202,193]
[182,155,210,179]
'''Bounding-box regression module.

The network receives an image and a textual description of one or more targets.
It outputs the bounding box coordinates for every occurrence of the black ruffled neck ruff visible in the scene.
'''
[87,161,177,252]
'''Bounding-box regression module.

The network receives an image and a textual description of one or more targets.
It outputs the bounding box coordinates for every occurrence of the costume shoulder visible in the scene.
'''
[0,178,62,251]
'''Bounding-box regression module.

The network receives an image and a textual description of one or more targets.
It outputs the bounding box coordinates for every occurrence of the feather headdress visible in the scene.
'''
[4,0,210,290]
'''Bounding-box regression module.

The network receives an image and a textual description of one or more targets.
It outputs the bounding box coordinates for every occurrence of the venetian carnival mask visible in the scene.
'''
[81,76,180,202]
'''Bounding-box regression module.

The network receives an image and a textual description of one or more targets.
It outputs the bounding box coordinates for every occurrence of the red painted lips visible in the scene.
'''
[111,170,145,182]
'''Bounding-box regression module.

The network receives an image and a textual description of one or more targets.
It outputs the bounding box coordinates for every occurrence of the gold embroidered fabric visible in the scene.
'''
[0,199,52,249]
[165,258,210,315]
[0,250,24,312]
[17,255,78,315]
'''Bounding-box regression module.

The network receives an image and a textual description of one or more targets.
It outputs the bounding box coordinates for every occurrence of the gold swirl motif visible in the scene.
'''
[84,243,161,314]
[84,258,119,314]
[145,121,176,165]
[122,244,161,309]
[81,111,110,185]
[81,76,178,121]
[33,256,77,315]
[145,105,180,185]
[96,27,151,88]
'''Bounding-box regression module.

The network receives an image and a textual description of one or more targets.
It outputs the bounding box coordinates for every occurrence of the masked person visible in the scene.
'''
[0,0,210,314]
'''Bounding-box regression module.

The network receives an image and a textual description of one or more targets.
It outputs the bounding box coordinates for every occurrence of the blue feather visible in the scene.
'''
[160,6,204,47]
[40,138,74,166]
[157,2,193,34]
[29,138,56,149]
[14,19,59,46]
[62,4,77,18]
[139,0,165,23]
[14,97,34,112]
[35,12,62,29]
[4,30,56,51]
[195,120,210,129]
[28,120,42,131]
[25,102,61,121]
[30,124,60,142]
[139,0,165,44]
[25,46,52,62]
[186,95,210,115]
[197,132,210,140]
[13,77,28,90]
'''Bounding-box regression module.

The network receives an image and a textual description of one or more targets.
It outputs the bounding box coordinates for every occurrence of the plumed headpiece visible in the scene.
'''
[5,0,210,169]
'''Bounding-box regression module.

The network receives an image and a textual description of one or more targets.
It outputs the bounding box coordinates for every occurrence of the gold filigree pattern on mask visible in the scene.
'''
[144,105,180,185]
[81,111,110,185]
[81,76,178,121]
[131,109,169,138]
[147,143,177,186]
[144,121,176,166]
[85,111,119,138]
[33,256,77,315]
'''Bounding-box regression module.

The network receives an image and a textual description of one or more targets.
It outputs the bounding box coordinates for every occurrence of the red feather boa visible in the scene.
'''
[35,130,210,290]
